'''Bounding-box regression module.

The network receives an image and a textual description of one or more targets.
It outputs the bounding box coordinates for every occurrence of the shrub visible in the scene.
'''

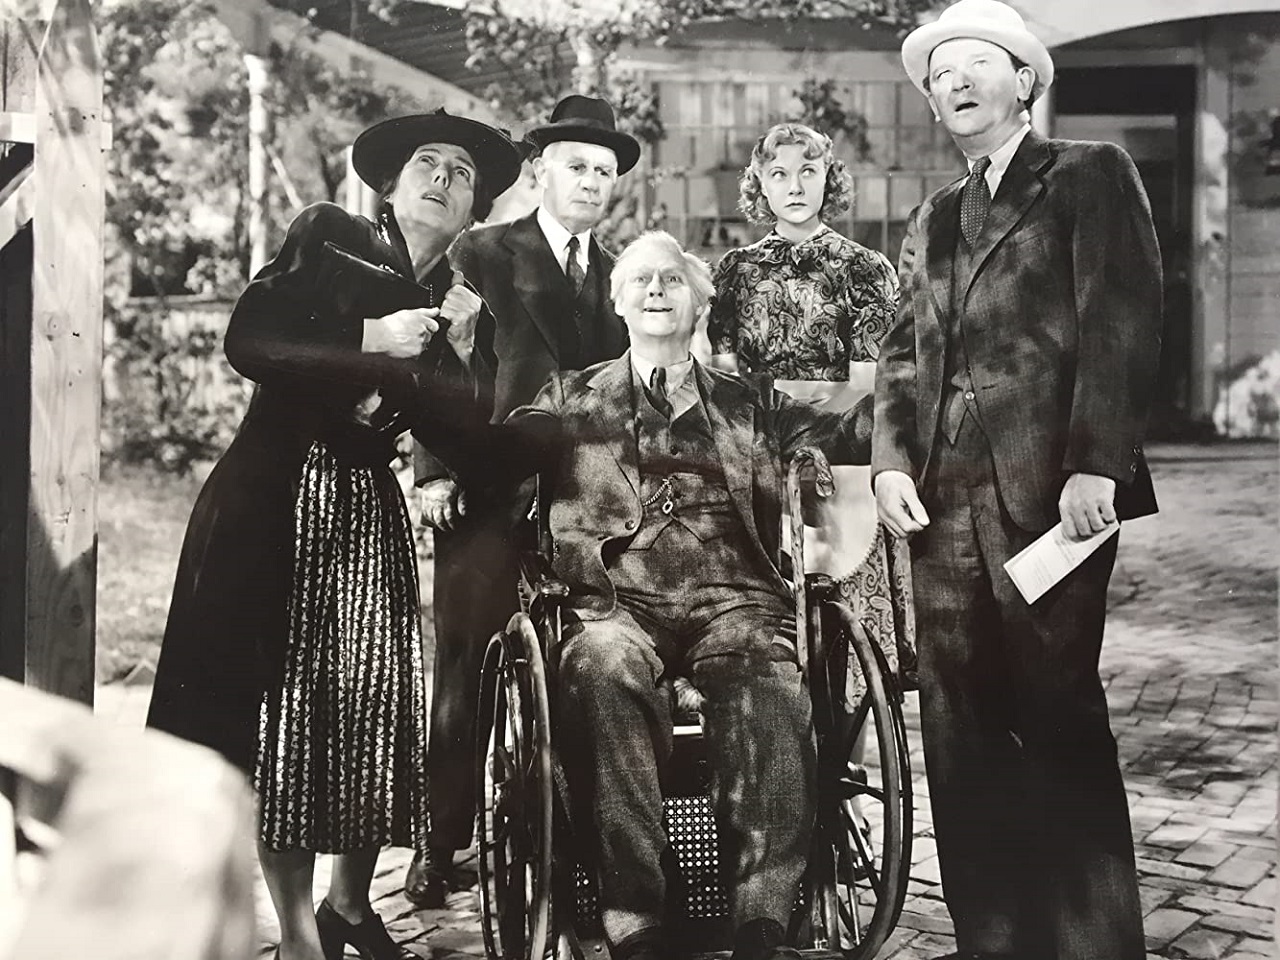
[102,297,251,474]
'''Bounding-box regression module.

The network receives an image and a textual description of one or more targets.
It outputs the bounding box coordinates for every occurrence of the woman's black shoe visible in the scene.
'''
[316,899,402,960]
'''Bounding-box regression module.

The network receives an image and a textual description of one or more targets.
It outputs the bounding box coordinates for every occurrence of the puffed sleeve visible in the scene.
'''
[708,248,742,356]
[844,247,900,362]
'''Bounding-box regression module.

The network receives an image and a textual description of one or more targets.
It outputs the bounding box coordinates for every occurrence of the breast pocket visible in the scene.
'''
[1008,221,1061,257]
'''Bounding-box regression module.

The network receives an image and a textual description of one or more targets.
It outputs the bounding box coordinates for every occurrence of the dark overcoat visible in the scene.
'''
[146,202,483,774]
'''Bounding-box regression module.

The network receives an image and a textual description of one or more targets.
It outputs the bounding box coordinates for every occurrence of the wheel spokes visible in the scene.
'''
[479,626,554,960]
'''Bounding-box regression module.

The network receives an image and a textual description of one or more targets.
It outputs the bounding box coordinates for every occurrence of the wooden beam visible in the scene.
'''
[0,110,113,149]
[0,165,34,252]
[208,0,501,122]
[26,0,105,705]
[0,112,37,144]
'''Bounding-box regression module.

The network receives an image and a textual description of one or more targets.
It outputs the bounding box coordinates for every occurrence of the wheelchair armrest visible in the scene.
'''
[518,550,570,600]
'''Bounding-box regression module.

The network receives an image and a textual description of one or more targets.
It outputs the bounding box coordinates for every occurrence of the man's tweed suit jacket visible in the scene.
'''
[872,131,1162,530]
[511,353,874,620]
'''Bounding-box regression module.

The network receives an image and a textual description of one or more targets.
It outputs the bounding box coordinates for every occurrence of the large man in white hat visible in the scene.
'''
[406,94,639,905]
[874,2,1162,958]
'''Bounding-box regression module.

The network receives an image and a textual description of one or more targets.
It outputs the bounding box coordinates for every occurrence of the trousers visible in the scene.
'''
[912,416,1144,960]
[555,521,814,947]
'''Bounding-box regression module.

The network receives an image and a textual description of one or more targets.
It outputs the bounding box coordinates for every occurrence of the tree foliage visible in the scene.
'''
[99,0,419,470]
[789,77,872,159]
[464,0,941,130]
[101,0,250,302]
[100,0,422,300]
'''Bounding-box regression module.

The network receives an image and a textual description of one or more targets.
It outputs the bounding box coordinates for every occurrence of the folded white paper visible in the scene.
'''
[1004,521,1120,604]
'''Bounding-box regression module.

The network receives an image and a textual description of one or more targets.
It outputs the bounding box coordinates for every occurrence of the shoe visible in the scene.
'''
[731,918,801,960]
[315,899,401,960]
[403,849,449,908]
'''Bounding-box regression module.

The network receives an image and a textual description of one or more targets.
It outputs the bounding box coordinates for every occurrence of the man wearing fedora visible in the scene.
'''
[873,2,1162,958]
[405,94,639,906]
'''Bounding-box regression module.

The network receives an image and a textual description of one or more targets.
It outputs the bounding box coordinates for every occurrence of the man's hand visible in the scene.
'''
[440,270,482,363]
[420,477,466,531]
[793,445,836,525]
[1059,472,1117,540]
[363,308,436,358]
[875,470,930,539]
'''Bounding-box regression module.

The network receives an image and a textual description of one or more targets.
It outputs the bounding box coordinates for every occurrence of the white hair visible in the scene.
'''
[610,231,715,312]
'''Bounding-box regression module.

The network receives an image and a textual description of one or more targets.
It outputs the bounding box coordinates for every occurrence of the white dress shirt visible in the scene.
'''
[968,122,1031,198]
[536,206,591,277]
[631,353,699,421]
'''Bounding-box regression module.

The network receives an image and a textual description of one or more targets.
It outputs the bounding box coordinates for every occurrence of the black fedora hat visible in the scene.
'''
[524,95,642,175]
[353,109,523,200]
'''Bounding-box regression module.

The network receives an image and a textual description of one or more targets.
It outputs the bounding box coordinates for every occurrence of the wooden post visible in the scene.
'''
[0,0,105,706]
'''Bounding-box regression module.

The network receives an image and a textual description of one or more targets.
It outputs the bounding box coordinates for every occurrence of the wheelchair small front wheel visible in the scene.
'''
[475,614,555,960]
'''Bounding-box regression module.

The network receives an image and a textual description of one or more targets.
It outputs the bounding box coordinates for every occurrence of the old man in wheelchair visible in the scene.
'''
[484,230,908,960]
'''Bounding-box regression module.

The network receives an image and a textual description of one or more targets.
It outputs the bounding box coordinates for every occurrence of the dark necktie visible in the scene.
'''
[645,366,672,420]
[565,235,586,297]
[960,156,992,247]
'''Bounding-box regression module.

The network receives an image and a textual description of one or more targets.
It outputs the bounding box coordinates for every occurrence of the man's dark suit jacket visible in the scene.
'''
[415,209,629,486]
[510,354,873,620]
[872,132,1161,530]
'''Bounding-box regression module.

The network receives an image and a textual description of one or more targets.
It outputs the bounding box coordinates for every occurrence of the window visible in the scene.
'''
[648,76,963,259]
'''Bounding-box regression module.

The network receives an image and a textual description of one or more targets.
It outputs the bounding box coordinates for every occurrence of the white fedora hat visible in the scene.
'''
[901,0,1053,100]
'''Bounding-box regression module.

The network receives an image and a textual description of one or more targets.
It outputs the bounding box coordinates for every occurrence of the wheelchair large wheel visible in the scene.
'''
[808,600,913,960]
[476,613,555,960]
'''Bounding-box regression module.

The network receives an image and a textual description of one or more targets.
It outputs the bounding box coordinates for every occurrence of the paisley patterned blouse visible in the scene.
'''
[709,226,898,380]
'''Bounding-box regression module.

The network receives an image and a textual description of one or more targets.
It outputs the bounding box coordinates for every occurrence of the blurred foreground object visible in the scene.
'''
[0,678,256,960]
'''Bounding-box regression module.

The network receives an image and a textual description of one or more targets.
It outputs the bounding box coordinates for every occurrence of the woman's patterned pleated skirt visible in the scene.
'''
[256,441,429,854]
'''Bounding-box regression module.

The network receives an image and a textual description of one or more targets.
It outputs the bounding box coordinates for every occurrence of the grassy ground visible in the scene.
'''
[96,463,436,683]
[96,465,203,682]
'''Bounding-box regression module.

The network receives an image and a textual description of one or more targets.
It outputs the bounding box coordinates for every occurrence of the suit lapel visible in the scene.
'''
[583,353,639,498]
[964,132,1052,300]
[504,212,573,360]
[695,363,758,547]
[925,180,964,324]
[583,237,627,358]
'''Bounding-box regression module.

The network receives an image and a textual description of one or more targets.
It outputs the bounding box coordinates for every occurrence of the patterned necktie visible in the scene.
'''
[565,235,586,296]
[960,156,992,247]
[646,366,673,420]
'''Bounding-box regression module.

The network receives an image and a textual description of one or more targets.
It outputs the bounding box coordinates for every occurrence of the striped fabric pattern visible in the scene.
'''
[257,442,429,853]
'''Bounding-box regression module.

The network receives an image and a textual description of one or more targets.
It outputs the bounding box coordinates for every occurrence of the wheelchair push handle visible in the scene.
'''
[786,446,836,683]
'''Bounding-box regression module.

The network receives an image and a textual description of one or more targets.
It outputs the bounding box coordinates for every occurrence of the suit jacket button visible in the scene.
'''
[624,519,637,531]
[964,390,975,401]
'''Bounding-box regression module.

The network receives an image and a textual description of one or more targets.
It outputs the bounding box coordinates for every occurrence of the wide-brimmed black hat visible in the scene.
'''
[352,109,523,199]
[524,95,641,175]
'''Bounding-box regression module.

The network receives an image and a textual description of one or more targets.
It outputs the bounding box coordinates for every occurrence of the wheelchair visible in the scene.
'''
[473,452,914,960]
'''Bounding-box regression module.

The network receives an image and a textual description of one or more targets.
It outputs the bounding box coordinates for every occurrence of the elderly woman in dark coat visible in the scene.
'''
[146,112,522,960]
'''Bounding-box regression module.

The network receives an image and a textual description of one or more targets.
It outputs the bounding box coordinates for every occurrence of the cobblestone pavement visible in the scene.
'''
[98,442,1278,960]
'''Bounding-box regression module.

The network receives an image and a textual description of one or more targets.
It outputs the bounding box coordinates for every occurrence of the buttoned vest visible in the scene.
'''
[631,385,740,550]
[940,232,985,443]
